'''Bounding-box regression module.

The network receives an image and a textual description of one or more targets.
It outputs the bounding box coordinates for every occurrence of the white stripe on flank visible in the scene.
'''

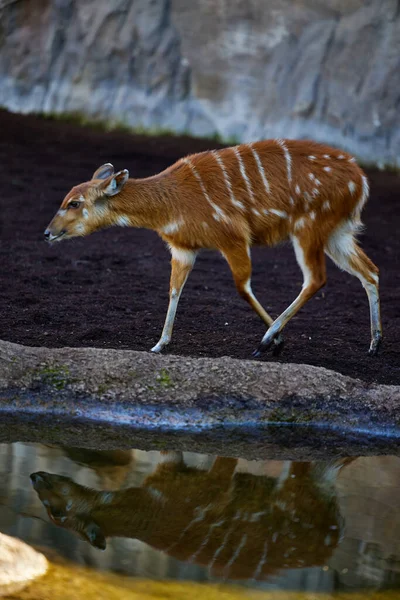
[251,540,268,581]
[213,151,244,210]
[248,144,270,194]
[276,139,292,183]
[224,534,248,577]
[189,520,225,562]
[166,504,211,552]
[208,523,236,574]
[183,158,229,222]
[234,147,255,203]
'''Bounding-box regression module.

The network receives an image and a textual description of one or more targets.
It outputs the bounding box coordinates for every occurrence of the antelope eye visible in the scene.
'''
[68,201,81,209]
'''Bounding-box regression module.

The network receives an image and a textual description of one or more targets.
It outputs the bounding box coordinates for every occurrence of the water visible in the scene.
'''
[1,442,400,598]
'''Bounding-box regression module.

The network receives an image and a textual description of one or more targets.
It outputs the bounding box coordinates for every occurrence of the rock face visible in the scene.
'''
[0,0,399,161]
[0,533,47,595]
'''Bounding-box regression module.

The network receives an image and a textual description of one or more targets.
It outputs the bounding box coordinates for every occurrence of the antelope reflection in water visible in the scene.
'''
[31,452,353,581]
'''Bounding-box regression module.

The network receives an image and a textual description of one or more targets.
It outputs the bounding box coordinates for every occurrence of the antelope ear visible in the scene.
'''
[92,163,115,180]
[101,170,129,197]
[83,522,107,551]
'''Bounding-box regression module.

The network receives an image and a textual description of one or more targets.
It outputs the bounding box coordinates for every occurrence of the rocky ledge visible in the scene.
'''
[0,339,399,460]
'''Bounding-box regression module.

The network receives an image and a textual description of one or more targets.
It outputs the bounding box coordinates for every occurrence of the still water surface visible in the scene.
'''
[1,443,400,597]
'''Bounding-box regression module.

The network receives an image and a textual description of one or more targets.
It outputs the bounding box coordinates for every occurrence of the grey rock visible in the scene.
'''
[0,0,399,165]
[0,339,399,460]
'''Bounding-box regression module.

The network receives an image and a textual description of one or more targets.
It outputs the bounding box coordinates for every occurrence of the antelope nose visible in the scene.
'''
[44,229,51,240]
[30,472,52,489]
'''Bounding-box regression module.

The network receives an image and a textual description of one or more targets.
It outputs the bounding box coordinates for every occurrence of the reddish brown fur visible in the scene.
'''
[31,456,354,580]
[45,139,381,354]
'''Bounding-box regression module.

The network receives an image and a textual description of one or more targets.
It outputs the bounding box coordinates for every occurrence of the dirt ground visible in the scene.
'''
[0,110,398,385]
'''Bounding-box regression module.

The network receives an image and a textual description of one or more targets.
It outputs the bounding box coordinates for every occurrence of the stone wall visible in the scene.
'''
[0,0,399,165]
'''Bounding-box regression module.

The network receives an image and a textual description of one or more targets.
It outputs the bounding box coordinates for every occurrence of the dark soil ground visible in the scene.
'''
[0,110,398,385]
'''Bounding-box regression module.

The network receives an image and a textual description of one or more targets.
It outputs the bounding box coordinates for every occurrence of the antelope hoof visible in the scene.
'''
[151,341,167,353]
[368,334,382,357]
[253,332,284,358]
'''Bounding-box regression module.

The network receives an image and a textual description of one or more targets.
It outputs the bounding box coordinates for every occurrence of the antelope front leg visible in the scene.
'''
[151,247,197,353]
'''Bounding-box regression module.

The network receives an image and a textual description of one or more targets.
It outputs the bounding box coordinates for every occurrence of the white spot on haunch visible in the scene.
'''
[248,144,270,194]
[116,215,131,227]
[323,166,331,172]
[161,220,183,235]
[276,138,292,183]
[294,217,306,231]
[322,200,331,211]
[249,511,267,522]
[270,209,288,218]
[348,181,356,194]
